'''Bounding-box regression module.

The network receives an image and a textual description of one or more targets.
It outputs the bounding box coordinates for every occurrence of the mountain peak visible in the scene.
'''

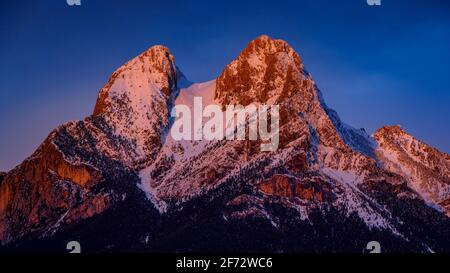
[374,124,450,208]
[116,44,176,80]
[215,35,305,106]
[93,45,178,115]
[90,45,181,166]
[144,44,171,54]
[133,45,174,70]
[375,125,407,137]
[253,34,271,41]
[241,35,300,61]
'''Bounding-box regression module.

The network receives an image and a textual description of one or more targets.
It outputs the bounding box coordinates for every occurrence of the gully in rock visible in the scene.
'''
[171,97,280,151]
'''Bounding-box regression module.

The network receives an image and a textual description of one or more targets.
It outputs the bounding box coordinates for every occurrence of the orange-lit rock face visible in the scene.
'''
[36,140,101,188]
[215,35,305,107]
[259,175,294,198]
[0,177,12,214]
[258,174,333,203]
[0,134,107,243]
[213,35,358,157]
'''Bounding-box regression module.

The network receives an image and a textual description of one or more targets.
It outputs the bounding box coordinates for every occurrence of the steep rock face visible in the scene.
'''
[0,132,111,243]
[258,174,333,203]
[374,125,450,211]
[215,35,305,106]
[214,35,377,177]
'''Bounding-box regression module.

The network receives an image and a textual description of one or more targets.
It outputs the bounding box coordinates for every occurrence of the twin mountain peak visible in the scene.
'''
[0,35,449,252]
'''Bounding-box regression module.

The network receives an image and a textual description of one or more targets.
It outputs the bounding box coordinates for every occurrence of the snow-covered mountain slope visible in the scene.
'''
[1,35,449,252]
[93,45,184,168]
[374,125,450,214]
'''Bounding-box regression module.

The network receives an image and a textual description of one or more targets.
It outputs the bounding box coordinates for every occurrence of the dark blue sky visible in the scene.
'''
[1,0,449,170]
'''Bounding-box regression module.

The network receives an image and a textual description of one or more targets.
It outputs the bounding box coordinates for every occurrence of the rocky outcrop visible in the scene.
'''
[258,174,333,203]
[259,175,294,198]
[0,127,113,243]
[30,138,101,188]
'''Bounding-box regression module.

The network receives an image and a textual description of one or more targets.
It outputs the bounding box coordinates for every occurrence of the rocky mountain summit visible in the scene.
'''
[1,35,449,253]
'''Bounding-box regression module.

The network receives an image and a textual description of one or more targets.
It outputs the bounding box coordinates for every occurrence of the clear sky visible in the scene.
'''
[1,0,449,171]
